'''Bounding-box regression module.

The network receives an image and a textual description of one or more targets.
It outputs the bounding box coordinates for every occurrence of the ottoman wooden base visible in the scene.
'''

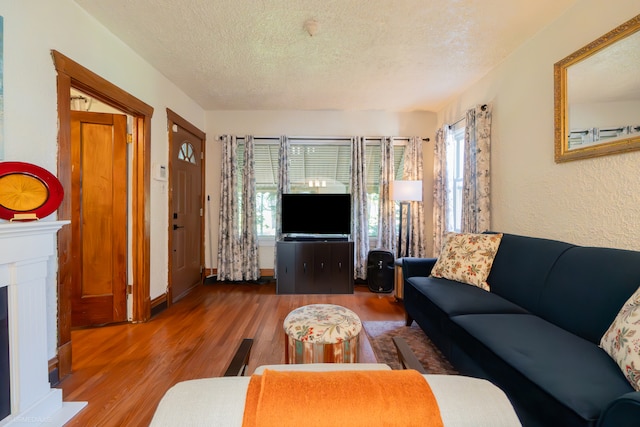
[285,335,359,364]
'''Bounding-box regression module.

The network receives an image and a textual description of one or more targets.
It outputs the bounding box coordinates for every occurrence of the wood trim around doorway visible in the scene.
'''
[52,50,154,380]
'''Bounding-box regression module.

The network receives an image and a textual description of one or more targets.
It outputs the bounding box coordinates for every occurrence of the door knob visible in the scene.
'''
[173,224,184,230]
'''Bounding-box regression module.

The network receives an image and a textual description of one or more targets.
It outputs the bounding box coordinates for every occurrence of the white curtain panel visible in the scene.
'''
[241,135,260,281]
[461,104,492,233]
[217,135,242,281]
[402,136,426,258]
[377,136,396,252]
[433,127,450,257]
[273,136,290,279]
[350,136,370,280]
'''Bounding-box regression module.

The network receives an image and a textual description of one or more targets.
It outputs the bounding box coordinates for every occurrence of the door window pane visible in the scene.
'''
[178,142,196,164]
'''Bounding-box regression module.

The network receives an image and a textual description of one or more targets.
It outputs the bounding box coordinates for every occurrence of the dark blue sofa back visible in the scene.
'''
[486,233,574,312]
[487,233,640,345]
[538,246,640,344]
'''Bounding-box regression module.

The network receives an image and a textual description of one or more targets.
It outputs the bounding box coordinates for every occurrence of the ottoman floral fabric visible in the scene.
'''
[284,304,362,344]
[283,304,362,363]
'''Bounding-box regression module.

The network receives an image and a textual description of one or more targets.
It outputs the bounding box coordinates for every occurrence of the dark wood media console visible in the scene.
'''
[276,240,354,294]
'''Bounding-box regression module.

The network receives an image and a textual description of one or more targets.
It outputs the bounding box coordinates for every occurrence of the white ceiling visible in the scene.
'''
[73,0,578,112]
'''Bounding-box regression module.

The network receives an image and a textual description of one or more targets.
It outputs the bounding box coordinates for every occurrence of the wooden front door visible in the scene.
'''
[70,111,128,327]
[170,124,203,302]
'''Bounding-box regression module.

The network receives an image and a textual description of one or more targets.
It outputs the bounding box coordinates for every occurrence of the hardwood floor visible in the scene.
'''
[58,282,404,426]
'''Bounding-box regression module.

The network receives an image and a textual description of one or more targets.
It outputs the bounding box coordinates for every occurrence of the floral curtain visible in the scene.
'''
[461,104,492,233]
[217,135,242,281]
[273,136,290,278]
[402,136,426,258]
[377,136,395,252]
[350,136,369,279]
[217,135,261,281]
[433,127,450,257]
[241,136,260,280]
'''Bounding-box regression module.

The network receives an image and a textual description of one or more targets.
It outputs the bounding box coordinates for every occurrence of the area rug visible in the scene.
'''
[363,321,458,374]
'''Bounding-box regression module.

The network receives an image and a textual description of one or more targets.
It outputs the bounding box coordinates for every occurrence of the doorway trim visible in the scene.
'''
[52,50,154,380]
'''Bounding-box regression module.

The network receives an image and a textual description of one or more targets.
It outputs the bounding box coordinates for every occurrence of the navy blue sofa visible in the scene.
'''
[402,233,640,427]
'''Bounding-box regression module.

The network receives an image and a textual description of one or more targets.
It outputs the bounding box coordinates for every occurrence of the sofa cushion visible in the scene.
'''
[537,246,640,344]
[600,285,640,391]
[452,313,634,423]
[431,232,503,290]
[485,233,574,313]
[406,276,528,316]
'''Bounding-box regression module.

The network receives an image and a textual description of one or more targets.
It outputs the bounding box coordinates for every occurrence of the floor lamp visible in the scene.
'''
[391,180,423,259]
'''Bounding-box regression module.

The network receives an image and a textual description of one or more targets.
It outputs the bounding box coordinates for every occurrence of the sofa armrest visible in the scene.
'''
[598,392,640,427]
[402,257,437,279]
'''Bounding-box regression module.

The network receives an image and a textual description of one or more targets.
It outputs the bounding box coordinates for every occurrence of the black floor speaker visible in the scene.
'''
[367,249,395,293]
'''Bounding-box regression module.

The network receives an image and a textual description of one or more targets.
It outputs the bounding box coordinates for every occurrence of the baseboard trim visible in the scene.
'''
[151,293,168,317]
[58,341,72,381]
[203,268,275,284]
[48,356,60,386]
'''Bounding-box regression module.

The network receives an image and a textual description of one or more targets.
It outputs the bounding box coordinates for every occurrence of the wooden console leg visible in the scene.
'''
[392,337,426,373]
[223,338,254,376]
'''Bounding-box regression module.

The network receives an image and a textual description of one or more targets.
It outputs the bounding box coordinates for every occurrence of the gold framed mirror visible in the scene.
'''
[554,14,640,163]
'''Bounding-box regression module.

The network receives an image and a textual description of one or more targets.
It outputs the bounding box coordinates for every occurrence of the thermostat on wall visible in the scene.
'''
[154,163,168,181]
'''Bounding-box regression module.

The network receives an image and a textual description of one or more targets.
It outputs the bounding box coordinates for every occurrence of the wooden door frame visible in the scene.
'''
[52,50,154,380]
[166,108,206,305]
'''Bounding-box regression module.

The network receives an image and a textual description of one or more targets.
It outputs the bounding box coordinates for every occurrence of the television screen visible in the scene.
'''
[281,193,351,235]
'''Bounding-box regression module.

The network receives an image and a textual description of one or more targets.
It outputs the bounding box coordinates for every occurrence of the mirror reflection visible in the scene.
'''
[567,30,640,149]
[554,14,640,162]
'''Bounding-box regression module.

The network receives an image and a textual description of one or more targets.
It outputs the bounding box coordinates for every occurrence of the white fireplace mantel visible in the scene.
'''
[0,221,86,426]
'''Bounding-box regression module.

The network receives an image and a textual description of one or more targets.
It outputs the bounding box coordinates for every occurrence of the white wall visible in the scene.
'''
[437,0,640,251]
[204,110,437,270]
[0,0,205,358]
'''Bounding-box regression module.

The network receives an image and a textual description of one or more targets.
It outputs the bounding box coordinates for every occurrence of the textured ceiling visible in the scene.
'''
[73,0,577,112]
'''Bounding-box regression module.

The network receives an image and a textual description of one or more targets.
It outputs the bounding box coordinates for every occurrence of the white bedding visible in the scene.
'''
[150,364,521,426]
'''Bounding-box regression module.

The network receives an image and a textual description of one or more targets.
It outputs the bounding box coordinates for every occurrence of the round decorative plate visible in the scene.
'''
[0,162,64,221]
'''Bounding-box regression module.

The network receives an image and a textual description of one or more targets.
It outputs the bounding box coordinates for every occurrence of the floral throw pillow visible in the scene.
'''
[430,232,503,291]
[600,286,640,391]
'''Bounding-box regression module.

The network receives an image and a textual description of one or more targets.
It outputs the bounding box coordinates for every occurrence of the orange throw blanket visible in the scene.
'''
[242,369,443,427]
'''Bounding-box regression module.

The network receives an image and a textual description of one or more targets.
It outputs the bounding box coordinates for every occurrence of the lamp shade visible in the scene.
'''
[390,180,423,202]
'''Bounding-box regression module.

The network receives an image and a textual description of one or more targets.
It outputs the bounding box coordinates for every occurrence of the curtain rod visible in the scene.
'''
[447,104,487,129]
[217,135,430,142]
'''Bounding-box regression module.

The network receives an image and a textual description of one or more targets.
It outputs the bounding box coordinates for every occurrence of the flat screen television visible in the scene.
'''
[281,193,351,236]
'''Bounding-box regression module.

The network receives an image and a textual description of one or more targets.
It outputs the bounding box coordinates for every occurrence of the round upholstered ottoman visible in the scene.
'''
[283,304,362,364]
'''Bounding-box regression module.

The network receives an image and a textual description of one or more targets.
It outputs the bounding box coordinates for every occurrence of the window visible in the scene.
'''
[178,142,196,164]
[447,123,465,232]
[238,138,406,238]
[365,141,406,237]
